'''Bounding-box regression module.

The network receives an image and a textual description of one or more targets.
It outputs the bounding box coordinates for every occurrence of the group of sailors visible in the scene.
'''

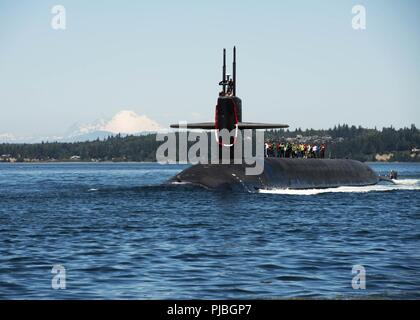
[219,76,235,96]
[264,141,326,159]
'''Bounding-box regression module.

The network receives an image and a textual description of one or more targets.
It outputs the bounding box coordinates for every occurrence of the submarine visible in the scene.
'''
[169,47,380,191]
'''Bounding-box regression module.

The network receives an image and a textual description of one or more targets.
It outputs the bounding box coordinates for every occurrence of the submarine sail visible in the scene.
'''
[170,47,288,131]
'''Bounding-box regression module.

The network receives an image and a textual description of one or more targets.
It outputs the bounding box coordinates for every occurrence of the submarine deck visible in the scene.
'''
[169,158,379,191]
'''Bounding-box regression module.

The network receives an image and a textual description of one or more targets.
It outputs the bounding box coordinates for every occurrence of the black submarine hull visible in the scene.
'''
[169,158,379,192]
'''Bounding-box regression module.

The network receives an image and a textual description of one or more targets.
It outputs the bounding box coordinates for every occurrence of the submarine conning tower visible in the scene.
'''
[216,47,242,133]
[169,46,289,133]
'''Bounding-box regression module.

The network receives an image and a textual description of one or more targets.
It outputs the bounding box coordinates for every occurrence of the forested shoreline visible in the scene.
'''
[0,124,419,163]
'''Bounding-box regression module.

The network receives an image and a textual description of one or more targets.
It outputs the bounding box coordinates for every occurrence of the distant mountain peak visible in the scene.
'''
[0,133,16,142]
[68,110,161,138]
[102,110,161,134]
[0,111,162,143]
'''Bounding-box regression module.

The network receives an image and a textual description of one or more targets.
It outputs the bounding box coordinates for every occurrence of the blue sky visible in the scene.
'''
[0,0,419,136]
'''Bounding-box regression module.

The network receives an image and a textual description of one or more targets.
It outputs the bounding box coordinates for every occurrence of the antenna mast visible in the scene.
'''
[222,48,226,94]
[233,46,236,96]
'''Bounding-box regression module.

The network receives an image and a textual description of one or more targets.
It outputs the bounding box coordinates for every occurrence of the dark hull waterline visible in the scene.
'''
[169,158,380,192]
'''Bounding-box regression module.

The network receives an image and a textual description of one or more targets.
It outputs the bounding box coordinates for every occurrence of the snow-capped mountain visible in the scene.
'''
[0,110,162,143]
[66,110,162,141]
[0,133,16,142]
[68,110,161,138]
[104,110,161,134]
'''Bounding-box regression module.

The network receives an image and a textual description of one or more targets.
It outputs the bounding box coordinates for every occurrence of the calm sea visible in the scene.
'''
[0,162,419,299]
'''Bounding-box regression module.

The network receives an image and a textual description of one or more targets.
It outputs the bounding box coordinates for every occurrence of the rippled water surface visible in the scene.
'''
[0,162,419,299]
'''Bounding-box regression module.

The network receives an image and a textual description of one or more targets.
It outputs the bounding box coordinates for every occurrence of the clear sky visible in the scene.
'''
[0,0,419,136]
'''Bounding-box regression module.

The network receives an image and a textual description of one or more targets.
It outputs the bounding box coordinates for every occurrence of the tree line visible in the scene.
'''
[0,124,419,162]
[265,124,419,161]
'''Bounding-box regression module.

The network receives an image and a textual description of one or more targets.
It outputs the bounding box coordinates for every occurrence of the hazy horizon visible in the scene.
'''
[1,0,419,138]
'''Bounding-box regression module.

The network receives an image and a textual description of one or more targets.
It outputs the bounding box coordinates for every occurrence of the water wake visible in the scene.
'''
[258,179,420,195]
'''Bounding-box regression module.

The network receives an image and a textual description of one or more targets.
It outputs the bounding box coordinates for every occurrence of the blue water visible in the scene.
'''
[0,162,419,299]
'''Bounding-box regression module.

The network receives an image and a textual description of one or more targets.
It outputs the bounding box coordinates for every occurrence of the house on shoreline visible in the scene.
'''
[0,154,16,163]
